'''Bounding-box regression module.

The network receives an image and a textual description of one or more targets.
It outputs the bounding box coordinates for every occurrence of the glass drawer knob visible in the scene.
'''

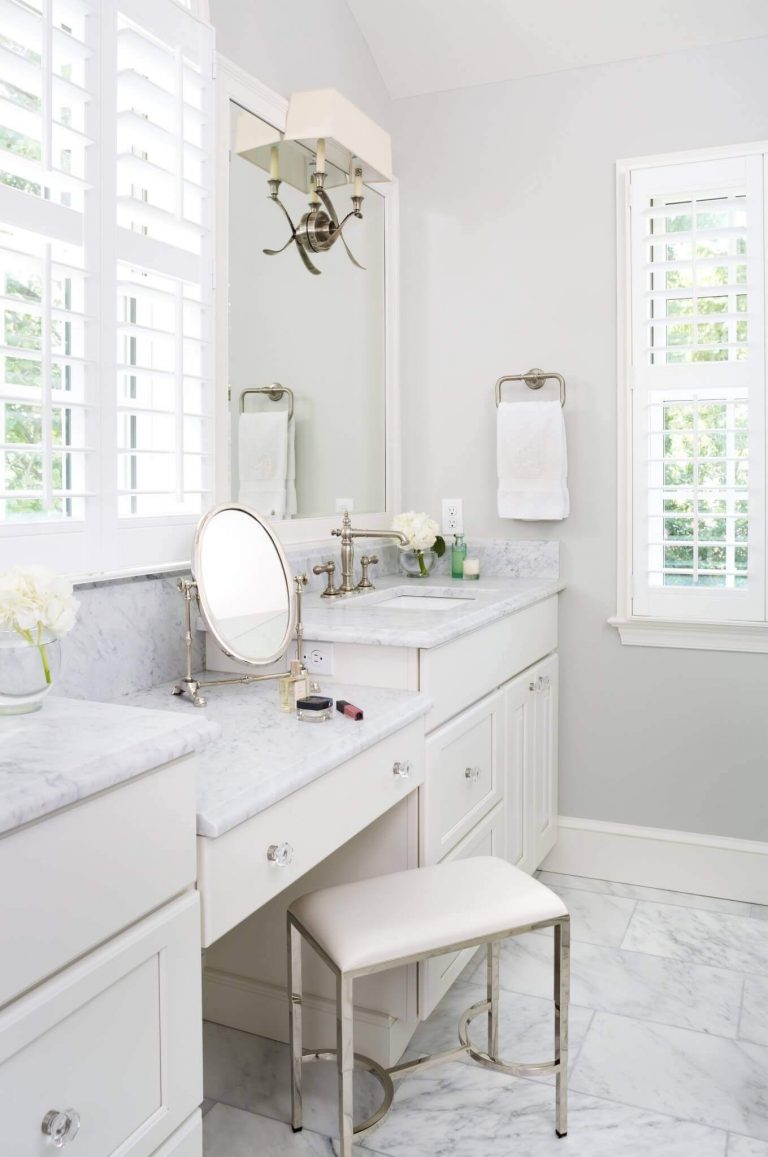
[393,760,413,778]
[465,766,481,783]
[42,1109,80,1148]
[267,842,294,866]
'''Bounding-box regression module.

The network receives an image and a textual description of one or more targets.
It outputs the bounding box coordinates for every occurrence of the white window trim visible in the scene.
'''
[614,139,768,654]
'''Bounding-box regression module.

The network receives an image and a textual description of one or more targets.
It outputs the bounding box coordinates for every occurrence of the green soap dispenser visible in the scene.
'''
[451,533,467,579]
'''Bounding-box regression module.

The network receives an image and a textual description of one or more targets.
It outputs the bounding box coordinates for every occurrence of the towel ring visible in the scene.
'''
[495,369,566,408]
[240,383,295,420]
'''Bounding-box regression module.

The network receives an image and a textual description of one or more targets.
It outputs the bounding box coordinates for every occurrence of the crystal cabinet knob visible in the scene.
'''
[267,842,294,866]
[464,766,481,784]
[392,760,413,779]
[41,1109,80,1148]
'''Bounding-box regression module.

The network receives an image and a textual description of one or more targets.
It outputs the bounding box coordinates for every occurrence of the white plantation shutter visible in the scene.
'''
[0,0,214,573]
[628,154,767,623]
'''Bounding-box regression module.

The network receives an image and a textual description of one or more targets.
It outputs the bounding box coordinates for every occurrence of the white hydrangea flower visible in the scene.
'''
[392,511,440,551]
[0,566,79,639]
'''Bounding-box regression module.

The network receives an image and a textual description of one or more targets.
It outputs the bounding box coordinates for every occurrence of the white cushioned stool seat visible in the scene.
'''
[289,855,567,973]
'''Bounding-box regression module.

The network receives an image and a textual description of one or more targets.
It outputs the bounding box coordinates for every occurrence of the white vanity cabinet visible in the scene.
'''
[0,757,203,1157]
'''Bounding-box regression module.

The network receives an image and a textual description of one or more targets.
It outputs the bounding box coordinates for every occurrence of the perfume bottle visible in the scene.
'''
[279,659,309,712]
[451,533,467,579]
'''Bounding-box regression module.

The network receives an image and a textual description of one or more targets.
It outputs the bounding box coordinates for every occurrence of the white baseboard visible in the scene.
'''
[202,967,417,1070]
[543,816,768,905]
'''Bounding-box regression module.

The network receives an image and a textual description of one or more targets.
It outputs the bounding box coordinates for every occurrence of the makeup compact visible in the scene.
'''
[296,694,333,722]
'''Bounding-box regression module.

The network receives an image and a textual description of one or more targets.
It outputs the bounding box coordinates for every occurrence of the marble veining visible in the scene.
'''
[621,902,768,976]
[740,976,768,1047]
[0,697,219,836]
[432,538,559,580]
[57,572,204,701]
[537,871,755,919]
[728,1138,768,1156]
[301,575,563,649]
[529,883,637,947]
[118,678,431,838]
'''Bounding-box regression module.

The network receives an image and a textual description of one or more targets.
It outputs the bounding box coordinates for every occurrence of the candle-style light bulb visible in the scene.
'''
[353,166,362,198]
[309,171,319,205]
[270,145,279,181]
[315,138,326,175]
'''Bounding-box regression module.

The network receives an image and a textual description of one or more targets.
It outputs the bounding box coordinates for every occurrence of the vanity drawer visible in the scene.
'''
[0,756,197,1009]
[422,689,503,863]
[0,893,202,1157]
[420,595,557,729]
[197,718,426,945]
[420,802,507,1019]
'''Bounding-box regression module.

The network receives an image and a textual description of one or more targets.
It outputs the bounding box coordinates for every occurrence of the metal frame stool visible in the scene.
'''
[287,856,570,1156]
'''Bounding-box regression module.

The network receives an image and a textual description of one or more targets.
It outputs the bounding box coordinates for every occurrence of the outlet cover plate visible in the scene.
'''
[301,641,335,676]
[441,498,463,535]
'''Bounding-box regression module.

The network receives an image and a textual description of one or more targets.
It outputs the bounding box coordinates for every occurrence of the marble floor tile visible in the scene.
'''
[201,1097,216,1117]
[621,903,768,975]
[202,1102,376,1156]
[751,906,768,923]
[531,884,636,947]
[402,978,594,1078]
[740,976,768,1046]
[571,1013,768,1140]
[537,872,754,918]
[204,1021,387,1138]
[354,1063,728,1157]
[728,1137,768,1156]
[464,930,743,1037]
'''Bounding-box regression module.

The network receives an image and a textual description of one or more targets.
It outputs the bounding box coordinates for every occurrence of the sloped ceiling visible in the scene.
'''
[345,0,768,99]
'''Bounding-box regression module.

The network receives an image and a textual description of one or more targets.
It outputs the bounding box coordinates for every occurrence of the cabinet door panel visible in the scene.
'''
[526,653,559,868]
[422,689,503,863]
[503,672,529,871]
[0,894,201,1157]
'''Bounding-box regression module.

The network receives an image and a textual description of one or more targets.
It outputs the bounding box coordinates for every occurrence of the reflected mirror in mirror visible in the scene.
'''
[228,102,386,520]
[193,505,295,665]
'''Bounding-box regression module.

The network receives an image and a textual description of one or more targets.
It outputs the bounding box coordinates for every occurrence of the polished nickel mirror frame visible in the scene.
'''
[173,503,306,707]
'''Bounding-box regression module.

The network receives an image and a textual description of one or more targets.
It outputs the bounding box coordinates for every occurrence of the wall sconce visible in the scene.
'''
[263,89,392,277]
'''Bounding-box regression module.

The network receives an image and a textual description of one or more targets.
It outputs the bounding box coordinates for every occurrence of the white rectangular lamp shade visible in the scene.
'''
[284,88,393,183]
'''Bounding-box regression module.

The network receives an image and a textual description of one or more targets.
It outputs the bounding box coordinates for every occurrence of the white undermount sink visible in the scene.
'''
[377,594,476,612]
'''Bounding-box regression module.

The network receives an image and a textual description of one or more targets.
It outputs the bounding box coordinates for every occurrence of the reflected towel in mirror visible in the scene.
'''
[239,410,290,518]
[497,400,569,520]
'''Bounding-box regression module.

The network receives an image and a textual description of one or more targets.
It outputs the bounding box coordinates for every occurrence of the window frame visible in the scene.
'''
[0,0,215,581]
[613,141,768,653]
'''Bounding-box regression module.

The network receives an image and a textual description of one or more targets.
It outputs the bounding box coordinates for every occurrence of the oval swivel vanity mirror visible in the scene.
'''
[195,504,296,664]
[174,504,303,706]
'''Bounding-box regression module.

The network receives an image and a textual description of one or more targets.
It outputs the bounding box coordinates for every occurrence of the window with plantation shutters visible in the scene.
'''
[624,151,768,631]
[0,0,214,575]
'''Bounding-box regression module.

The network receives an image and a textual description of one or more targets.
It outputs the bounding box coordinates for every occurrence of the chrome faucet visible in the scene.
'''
[331,511,408,593]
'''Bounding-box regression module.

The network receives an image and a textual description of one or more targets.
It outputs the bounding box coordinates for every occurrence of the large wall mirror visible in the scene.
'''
[220,78,391,530]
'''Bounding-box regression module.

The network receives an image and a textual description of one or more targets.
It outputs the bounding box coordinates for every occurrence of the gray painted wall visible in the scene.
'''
[392,38,768,842]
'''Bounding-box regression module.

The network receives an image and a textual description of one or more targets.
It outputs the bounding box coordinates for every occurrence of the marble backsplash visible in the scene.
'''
[57,539,558,700]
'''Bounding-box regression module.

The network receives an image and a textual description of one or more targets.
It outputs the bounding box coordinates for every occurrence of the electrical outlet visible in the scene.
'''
[441,498,463,535]
[301,641,335,676]
[335,497,354,513]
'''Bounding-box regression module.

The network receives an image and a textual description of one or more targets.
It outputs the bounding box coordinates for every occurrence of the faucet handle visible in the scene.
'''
[357,554,379,591]
[313,560,342,598]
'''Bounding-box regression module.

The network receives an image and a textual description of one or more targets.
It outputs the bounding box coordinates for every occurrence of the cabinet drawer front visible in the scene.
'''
[0,894,202,1157]
[0,757,197,1009]
[420,802,506,1019]
[198,719,426,946]
[423,690,503,862]
[421,596,557,729]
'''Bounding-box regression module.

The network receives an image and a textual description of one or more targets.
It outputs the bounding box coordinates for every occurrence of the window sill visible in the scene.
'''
[608,616,768,654]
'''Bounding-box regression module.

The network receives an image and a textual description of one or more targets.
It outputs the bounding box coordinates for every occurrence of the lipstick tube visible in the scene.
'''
[336,700,363,721]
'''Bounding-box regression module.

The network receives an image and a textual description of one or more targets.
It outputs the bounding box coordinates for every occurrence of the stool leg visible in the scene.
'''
[487,941,500,1059]
[554,917,570,1137]
[337,972,354,1157]
[288,921,303,1133]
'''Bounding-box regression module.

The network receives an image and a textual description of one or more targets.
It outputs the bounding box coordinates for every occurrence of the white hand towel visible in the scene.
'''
[239,411,289,518]
[285,417,297,517]
[497,400,569,520]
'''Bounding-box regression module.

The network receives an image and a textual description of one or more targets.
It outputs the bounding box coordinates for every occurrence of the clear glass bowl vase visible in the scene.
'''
[0,630,61,715]
[399,548,437,578]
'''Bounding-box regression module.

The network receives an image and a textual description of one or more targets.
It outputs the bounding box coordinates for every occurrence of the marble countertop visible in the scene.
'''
[118,678,432,839]
[0,698,220,837]
[301,575,564,649]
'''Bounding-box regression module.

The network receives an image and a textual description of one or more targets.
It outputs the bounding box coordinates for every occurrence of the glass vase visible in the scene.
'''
[399,548,437,578]
[0,630,61,715]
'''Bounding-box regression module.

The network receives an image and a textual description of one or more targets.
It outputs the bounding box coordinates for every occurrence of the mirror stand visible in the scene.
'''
[172,574,308,708]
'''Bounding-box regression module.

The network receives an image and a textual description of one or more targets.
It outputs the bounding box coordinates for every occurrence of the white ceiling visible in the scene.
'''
[346,0,768,100]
